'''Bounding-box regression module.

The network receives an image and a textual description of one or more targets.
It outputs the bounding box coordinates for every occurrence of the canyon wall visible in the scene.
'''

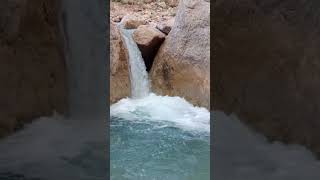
[150,0,210,109]
[61,0,107,120]
[0,0,67,137]
[214,0,320,156]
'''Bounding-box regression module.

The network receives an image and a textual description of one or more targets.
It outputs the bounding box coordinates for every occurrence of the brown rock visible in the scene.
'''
[133,25,166,71]
[144,0,154,3]
[0,0,67,137]
[165,0,179,7]
[214,0,320,157]
[110,23,131,103]
[121,15,146,29]
[150,0,210,109]
[156,18,175,35]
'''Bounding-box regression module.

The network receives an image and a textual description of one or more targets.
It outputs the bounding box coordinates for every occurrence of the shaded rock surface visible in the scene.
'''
[133,25,166,71]
[214,0,320,157]
[110,23,131,103]
[156,18,174,35]
[0,0,67,137]
[150,0,210,109]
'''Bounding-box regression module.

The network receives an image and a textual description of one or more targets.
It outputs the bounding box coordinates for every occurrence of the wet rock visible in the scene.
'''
[150,0,210,109]
[110,23,131,103]
[133,25,166,71]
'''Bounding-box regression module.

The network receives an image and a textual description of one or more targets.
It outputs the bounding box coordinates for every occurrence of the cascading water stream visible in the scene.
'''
[110,24,210,180]
[0,2,108,179]
[119,27,150,98]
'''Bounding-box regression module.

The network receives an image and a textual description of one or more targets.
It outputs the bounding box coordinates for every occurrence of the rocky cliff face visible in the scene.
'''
[214,0,320,156]
[0,0,67,137]
[110,23,131,103]
[133,25,166,72]
[150,0,210,109]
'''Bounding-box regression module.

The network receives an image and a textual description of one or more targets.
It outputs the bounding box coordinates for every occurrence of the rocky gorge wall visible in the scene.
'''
[110,0,210,109]
[0,0,67,137]
[150,0,210,109]
[214,0,320,157]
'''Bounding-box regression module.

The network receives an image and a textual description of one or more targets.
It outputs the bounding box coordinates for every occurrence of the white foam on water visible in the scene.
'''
[111,93,210,133]
[213,111,320,179]
[0,114,107,180]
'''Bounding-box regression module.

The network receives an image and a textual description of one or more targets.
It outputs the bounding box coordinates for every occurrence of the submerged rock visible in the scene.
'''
[150,0,210,109]
[110,23,131,103]
[133,25,166,71]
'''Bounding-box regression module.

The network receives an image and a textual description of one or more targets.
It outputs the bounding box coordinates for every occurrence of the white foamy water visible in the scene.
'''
[111,93,210,132]
[213,111,320,180]
[119,27,150,98]
[113,22,210,133]
[0,114,107,180]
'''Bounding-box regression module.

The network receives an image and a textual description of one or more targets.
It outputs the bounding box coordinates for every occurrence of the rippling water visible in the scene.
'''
[110,94,210,180]
[0,115,107,180]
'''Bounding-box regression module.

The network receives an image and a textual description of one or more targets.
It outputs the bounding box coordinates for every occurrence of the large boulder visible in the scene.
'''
[121,15,146,29]
[150,0,210,109]
[110,23,131,103]
[133,25,166,72]
[0,0,67,137]
[214,0,320,157]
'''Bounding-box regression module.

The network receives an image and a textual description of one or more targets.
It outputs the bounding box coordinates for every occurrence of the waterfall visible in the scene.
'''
[61,0,107,120]
[118,27,150,98]
[111,22,210,180]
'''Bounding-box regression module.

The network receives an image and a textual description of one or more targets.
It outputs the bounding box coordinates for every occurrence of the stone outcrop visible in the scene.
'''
[0,0,67,137]
[150,0,210,109]
[121,15,146,29]
[214,0,320,157]
[156,18,174,35]
[110,23,131,103]
[133,25,166,71]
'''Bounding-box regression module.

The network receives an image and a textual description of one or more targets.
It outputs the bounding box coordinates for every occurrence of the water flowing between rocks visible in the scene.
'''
[110,25,211,180]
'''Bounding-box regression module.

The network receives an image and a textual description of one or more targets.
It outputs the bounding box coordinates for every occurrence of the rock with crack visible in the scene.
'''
[133,25,166,72]
[0,0,67,137]
[150,0,210,109]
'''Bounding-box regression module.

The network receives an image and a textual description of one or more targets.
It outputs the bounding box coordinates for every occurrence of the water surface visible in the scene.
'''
[110,94,210,180]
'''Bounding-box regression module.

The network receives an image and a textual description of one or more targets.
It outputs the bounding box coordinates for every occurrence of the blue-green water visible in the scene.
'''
[110,94,210,180]
[112,25,210,180]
